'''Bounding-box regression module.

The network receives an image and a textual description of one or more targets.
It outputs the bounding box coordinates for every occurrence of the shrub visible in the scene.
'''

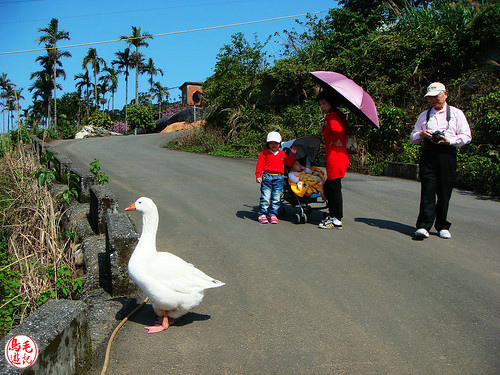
[281,100,322,138]
[87,110,113,129]
[9,128,31,145]
[128,104,156,132]
[457,146,500,196]
[56,115,77,139]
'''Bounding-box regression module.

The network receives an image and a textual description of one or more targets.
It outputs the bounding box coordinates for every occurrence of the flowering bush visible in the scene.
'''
[160,103,189,119]
[110,121,127,134]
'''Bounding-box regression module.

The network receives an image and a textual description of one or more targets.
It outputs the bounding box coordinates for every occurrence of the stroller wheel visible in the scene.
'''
[301,213,308,224]
[294,213,301,224]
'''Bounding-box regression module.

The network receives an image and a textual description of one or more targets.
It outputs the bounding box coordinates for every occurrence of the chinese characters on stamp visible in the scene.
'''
[5,335,38,369]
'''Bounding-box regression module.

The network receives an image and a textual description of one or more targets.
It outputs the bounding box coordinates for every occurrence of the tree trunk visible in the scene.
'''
[47,100,51,130]
[125,74,129,132]
[135,62,139,105]
[94,71,98,108]
[53,60,57,130]
[2,98,5,133]
[135,46,139,105]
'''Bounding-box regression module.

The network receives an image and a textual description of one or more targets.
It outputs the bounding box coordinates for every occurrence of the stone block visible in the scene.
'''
[0,299,91,375]
[81,234,108,293]
[105,212,139,296]
[59,201,93,241]
[30,135,42,156]
[89,185,118,234]
[53,154,73,181]
[70,168,96,204]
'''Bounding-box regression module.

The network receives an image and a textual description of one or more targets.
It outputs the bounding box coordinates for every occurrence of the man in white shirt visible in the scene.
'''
[410,82,472,240]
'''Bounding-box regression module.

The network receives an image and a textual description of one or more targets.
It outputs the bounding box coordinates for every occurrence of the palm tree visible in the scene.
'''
[30,65,55,129]
[100,66,118,112]
[143,57,163,103]
[37,18,70,129]
[0,73,12,133]
[4,85,15,132]
[1,84,14,132]
[35,49,68,125]
[11,84,24,128]
[0,83,24,132]
[74,70,92,117]
[82,48,106,108]
[112,48,133,126]
[151,81,169,118]
[96,80,109,111]
[21,107,33,130]
[120,26,152,105]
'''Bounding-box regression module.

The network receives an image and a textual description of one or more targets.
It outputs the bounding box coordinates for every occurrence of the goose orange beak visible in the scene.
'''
[125,203,136,211]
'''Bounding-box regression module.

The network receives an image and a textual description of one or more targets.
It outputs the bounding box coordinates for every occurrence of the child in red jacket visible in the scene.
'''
[255,131,296,224]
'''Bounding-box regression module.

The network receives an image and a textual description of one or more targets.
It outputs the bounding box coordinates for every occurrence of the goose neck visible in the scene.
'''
[141,210,158,239]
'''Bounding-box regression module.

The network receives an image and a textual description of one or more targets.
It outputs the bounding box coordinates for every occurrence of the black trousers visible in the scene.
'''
[416,142,457,231]
[324,178,343,220]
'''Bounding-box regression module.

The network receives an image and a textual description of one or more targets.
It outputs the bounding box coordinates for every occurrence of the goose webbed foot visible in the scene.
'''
[144,311,177,333]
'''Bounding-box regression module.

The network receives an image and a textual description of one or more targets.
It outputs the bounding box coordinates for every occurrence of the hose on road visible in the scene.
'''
[100,297,149,375]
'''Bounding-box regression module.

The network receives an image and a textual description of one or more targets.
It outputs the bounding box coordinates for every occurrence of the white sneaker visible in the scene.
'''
[415,228,430,239]
[331,217,343,228]
[318,216,342,229]
[438,229,451,239]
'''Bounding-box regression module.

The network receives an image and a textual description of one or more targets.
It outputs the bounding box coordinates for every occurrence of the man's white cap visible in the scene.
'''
[425,82,446,97]
[266,131,282,143]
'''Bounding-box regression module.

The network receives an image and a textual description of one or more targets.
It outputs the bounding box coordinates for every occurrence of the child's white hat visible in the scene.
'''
[267,131,282,143]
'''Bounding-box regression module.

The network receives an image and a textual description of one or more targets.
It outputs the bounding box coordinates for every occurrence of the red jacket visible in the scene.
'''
[255,149,296,178]
[323,111,349,180]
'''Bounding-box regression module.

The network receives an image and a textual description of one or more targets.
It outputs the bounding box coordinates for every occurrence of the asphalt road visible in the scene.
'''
[51,133,500,375]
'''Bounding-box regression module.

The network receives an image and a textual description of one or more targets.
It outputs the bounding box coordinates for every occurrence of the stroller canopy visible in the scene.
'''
[281,136,321,167]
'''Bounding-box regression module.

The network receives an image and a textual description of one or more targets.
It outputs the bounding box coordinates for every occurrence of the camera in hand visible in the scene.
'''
[431,130,445,143]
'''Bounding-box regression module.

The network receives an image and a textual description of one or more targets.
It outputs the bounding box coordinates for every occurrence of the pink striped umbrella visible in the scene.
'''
[310,71,380,128]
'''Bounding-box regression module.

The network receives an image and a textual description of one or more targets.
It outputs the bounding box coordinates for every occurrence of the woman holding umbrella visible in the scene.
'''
[317,91,350,229]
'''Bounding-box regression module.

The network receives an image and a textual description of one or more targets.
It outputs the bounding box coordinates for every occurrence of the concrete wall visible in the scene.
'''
[0,300,90,375]
[383,162,419,181]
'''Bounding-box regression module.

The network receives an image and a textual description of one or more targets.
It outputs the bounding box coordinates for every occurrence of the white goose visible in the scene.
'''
[125,197,225,333]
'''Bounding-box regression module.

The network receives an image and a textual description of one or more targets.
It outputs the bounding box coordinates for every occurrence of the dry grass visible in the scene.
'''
[0,142,78,335]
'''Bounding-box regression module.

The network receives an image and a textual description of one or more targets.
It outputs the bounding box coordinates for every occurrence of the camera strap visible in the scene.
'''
[426,104,451,131]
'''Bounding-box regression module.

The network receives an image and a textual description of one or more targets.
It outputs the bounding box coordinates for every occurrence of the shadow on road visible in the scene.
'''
[113,298,211,328]
[236,204,258,221]
[456,189,500,202]
[355,217,415,237]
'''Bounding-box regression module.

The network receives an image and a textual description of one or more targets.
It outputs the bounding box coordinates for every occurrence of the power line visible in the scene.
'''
[0,0,253,25]
[0,11,324,56]
[0,0,42,3]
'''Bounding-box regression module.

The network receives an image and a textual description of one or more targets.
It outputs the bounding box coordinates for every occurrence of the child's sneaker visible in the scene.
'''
[258,215,269,224]
[269,216,278,224]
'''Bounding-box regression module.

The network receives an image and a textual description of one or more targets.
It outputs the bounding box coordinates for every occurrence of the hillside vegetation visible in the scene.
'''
[0,138,82,338]
[168,0,500,196]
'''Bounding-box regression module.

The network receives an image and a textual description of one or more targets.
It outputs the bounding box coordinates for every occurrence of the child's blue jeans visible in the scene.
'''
[258,173,284,217]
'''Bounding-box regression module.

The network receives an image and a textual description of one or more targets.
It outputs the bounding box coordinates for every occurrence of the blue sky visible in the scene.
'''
[0,0,339,116]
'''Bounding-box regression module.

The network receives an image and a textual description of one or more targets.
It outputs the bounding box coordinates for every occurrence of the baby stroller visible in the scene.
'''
[280,136,327,224]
